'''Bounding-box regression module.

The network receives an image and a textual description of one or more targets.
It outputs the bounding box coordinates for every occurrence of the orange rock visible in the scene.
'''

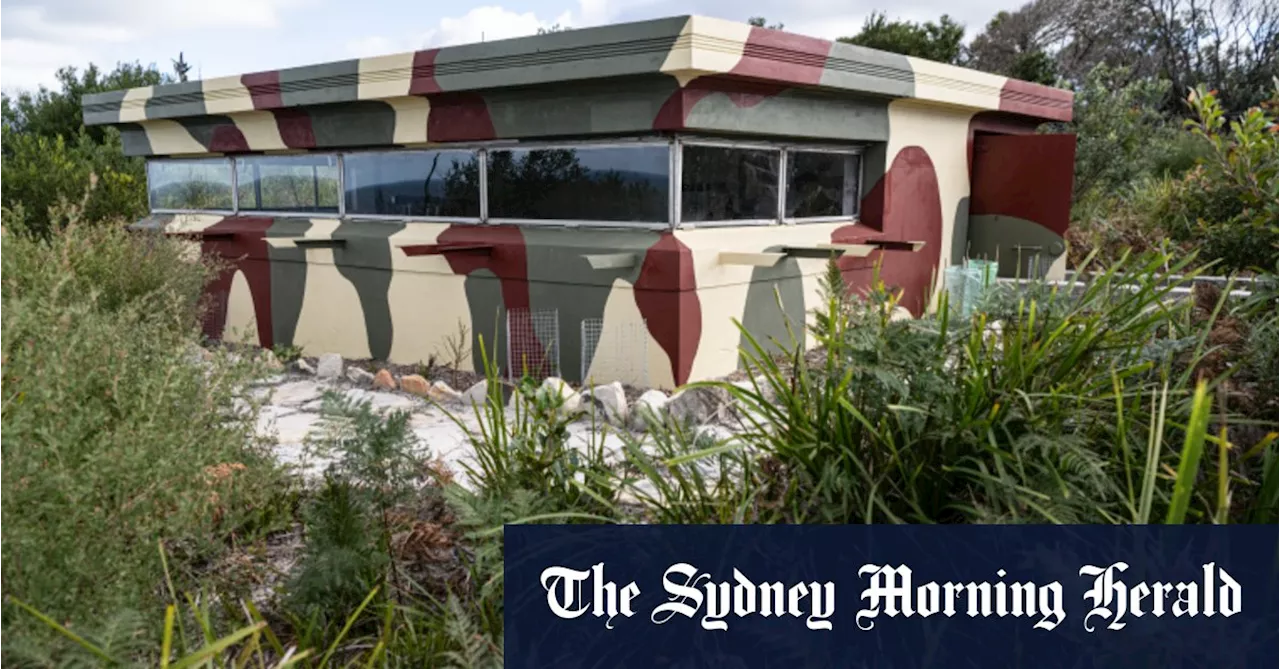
[399,374,430,396]
[373,368,397,390]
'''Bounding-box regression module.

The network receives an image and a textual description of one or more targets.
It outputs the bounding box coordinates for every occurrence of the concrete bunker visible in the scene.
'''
[82,15,1077,388]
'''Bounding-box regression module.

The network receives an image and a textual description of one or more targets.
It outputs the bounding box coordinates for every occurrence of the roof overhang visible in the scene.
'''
[83,15,1072,129]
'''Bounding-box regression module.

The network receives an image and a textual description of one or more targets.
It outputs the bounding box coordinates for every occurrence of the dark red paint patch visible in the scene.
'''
[653,76,790,130]
[965,111,1041,170]
[969,133,1077,236]
[436,225,555,374]
[634,234,700,386]
[999,79,1073,122]
[729,27,830,85]
[207,123,250,153]
[199,217,277,347]
[426,93,496,142]
[409,49,443,95]
[835,146,943,316]
[271,108,317,149]
[242,71,283,110]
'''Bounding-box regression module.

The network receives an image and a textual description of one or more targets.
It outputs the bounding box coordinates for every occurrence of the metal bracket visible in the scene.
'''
[583,253,637,270]
[719,251,787,267]
[399,243,494,257]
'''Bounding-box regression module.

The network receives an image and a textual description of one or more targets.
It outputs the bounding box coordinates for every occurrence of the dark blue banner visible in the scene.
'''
[504,525,1277,668]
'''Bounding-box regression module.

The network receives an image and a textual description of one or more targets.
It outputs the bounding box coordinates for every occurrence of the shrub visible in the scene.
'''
[715,251,1277,525]
[1,219,289,653]
[1158,85,1279,273]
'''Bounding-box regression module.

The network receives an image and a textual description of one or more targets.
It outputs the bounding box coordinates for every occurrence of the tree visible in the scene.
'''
[172,52,192,83]
[1,61,167,236]
[839,12,967,64]
[2,62,169,144]
[748,17,785,30]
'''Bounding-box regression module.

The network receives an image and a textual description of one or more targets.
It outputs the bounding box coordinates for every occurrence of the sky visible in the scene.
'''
[1,0,1019,94]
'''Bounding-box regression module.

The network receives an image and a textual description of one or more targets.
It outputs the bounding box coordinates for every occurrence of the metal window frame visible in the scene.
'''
[483,138,674,227]
[782,147,865,225]
[146,156,236,214]
[232,153,343,217]
[675,137,784,229]
[144,134,868,230]
[341,147,484,222]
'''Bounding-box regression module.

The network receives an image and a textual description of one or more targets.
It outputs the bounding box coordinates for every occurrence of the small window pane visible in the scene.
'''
[344,151,479,217]
[236,155,339,213]
[681,145,779,222]
[147,159,233,210]
[786,151,860,219]
[487,146,669,222]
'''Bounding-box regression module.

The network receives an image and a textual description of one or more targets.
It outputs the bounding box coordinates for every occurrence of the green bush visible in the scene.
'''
[1157,86,1280,273]
[714,253,1277,525]
[1,220,290,654]
[1,126,148,238]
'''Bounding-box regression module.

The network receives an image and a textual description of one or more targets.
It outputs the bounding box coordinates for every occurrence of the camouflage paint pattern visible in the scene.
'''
[97,16,1077,388]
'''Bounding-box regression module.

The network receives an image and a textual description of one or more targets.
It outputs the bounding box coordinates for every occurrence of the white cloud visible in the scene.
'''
[1,36,92,91]
[1,0,307,91]
[424,6,574,46]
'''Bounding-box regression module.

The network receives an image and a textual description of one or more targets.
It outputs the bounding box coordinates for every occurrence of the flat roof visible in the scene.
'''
[83,15,1072,128]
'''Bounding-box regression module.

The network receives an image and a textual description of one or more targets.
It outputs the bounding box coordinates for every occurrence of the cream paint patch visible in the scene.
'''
[221,269,259,344]
[384,224,475,366]
[660,16,751,87]
[386,97,431,145]
[291,219,372,359]
[885,100,977,309]
[906,58,1004,111]
[118,86,154,123]
[359,53,415,100]
[167,214,227,234]
[142,120,209,155]
[202,76,255,116]
[230,111,288,151]
[676,224,841,381]
[585,279,652,387]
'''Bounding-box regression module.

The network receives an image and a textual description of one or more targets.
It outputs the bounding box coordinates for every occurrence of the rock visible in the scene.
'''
[463,380,490,407]
[293,358,316,375]
[667,385,733,427]
[346,367,376,385]
[372,369,397,390]
[427,380,464,405]
[399,374,430,397]
[316,353,343,380]
[538,377,582,416]
[889,306,913,322]
[587,382,628,424]
[259,349,284,372]
[272,380,323,407]
[630,389,669,430]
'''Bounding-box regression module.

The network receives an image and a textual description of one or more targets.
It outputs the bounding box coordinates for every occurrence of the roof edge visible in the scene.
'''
[83,15,1072,127]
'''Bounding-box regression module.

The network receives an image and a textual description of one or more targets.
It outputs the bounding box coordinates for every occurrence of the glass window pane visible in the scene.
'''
[343,151,479,217]
[680,145,779,222]
[147,159,233,210]
[786,151,860,219]
[235,155,339,213]
[487,146,669,222]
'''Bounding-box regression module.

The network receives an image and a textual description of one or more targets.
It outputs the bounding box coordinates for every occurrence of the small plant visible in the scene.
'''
[272,343,304,364]
[440,337,616,518]
[438,318,472,388]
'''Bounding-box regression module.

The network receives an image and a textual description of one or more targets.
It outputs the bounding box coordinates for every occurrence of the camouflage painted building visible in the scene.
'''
[82,15,1076,389]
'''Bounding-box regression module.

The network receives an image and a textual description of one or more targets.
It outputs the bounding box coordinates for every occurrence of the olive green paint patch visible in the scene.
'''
[267,218,313,348]
[332,220,405,361]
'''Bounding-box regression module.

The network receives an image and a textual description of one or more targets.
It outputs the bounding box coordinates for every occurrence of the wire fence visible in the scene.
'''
[580,317,649,385]
[505,308,560,380]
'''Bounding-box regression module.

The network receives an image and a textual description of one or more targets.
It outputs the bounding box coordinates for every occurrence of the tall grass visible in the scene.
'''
[715,250,1277,525]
